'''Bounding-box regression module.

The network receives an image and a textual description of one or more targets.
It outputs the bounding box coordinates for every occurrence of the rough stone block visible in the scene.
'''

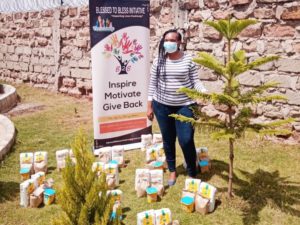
[74,40,88,48]
[263,24,295,38]
[239,23,262,38]
[286,90,300,106]
[276,59,300,73]
[72,18,85,28]
[34,65,42,73]
[254,8,274,19]
[78,59,90,69]
[265,74,296,89]
[71,68,91,79]
[60,66,71,77]
[63,77,76,87]
[68,8,78,17]
[178,0,200,10]
[76,79,92,90]
[238,72,262,87]
[43,27,52,37]
[281,6,300,20]
[230,0,251,6]
[150,0,162,13]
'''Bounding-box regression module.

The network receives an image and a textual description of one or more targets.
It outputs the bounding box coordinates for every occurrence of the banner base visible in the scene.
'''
[123,142,142,151]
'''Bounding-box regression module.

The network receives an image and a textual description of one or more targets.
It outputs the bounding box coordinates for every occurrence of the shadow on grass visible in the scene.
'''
[236,169,300,225]
[0,180,19,203]
[200,160,300,225]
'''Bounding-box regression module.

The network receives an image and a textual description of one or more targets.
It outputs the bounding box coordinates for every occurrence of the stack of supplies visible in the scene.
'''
[135,168,164,199]
[137,208,179,225]
[180,178,217,214]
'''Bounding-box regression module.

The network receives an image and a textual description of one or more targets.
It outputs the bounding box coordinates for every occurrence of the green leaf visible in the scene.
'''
[233,50,246,63]
[211,130,235,140]
[193,52,226,77]
[246,55,280,70]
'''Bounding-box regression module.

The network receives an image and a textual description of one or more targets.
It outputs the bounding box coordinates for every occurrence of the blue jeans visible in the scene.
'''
[152,100,197,177]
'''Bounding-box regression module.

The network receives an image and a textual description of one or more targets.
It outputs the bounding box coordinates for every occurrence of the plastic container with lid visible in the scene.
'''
[181,196,195,213]
[146,187,158,203]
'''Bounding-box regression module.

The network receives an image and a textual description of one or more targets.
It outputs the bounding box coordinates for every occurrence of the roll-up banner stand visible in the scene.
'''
[89,0,151,150]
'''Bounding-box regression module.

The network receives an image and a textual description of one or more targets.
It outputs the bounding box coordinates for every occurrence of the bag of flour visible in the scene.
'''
[31,172,45,189]
[146,147,157,163]
[198,182,217,213]
[34,151,48,173]
[105,163,119,185]
[155,208,172,225]
[150,169,164,197]
[30,186,44,208]
[95,147,112,163]
[111,145,125,167]
[195,193,209,215]
[20,179,35,207]
[137,209,156,225]
[153,133,163,144]
[135,169,150,197]
[185,178,201,193]
[20,152,34,173]
[56,149,70,171]
[141,134,152,151]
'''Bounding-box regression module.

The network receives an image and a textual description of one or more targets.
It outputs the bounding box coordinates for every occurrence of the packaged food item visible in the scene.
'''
[33,151,48,173]
[94,146,112,163]
[56,149,70,171]
[198,182,217,213]
[31,171,46,188]
[137,209,155,225]
[30,186,44,208]
[155,208,172,225]
[197,147,208,159]
[20,179,35,207]
[141,134,152,151]
[44,188,56,205]
[20,152,34,173]
[111,145,125,167]
[153,133,163,144]
[135,169,150,197]
[146,147,157,163]
[184,178,201,193]
[199,160,209,173]
[181,196,194,213]
[146,187,158,203]
[105,163,119,189]
[20,168,31,181]
[150,169,164,197]
[195,194,209,215]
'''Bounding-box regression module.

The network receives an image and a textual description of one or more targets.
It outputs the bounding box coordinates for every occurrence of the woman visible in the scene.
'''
[147,29,207,186]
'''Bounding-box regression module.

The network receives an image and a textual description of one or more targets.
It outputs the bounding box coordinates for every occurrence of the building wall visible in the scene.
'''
[0,0,300,131]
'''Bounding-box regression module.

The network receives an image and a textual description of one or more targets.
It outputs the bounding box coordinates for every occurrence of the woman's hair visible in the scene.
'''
[156,29,182,101]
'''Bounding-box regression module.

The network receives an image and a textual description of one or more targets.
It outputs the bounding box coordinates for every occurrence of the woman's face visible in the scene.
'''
[163,32,180,53]
[164,32,180,45]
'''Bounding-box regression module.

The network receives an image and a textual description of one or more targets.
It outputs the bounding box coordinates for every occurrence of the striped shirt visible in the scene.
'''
[148,53,207,106]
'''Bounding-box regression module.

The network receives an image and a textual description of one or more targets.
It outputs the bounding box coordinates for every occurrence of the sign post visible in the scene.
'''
[89,0,151,149]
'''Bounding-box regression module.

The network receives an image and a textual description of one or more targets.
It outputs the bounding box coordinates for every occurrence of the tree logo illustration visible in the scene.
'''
[103,33,144,75]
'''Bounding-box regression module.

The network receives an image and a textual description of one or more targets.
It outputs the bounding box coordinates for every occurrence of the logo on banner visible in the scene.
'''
[93,16,115,32]
[103,33,144,75]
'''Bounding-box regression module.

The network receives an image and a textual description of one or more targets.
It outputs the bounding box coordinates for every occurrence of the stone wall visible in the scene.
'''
[0,0,300,132]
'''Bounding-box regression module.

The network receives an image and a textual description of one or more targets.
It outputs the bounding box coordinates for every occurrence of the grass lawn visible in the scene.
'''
[0,83,299,225]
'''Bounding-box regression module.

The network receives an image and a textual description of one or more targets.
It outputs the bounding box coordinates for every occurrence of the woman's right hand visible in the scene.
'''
[147,101,154,121]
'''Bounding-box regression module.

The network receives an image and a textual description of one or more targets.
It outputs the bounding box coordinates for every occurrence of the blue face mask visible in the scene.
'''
[163,41,178,53]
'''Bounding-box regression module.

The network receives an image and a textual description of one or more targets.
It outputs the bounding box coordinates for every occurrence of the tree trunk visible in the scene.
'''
[228,137,234,198]
[118,62,128,75]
